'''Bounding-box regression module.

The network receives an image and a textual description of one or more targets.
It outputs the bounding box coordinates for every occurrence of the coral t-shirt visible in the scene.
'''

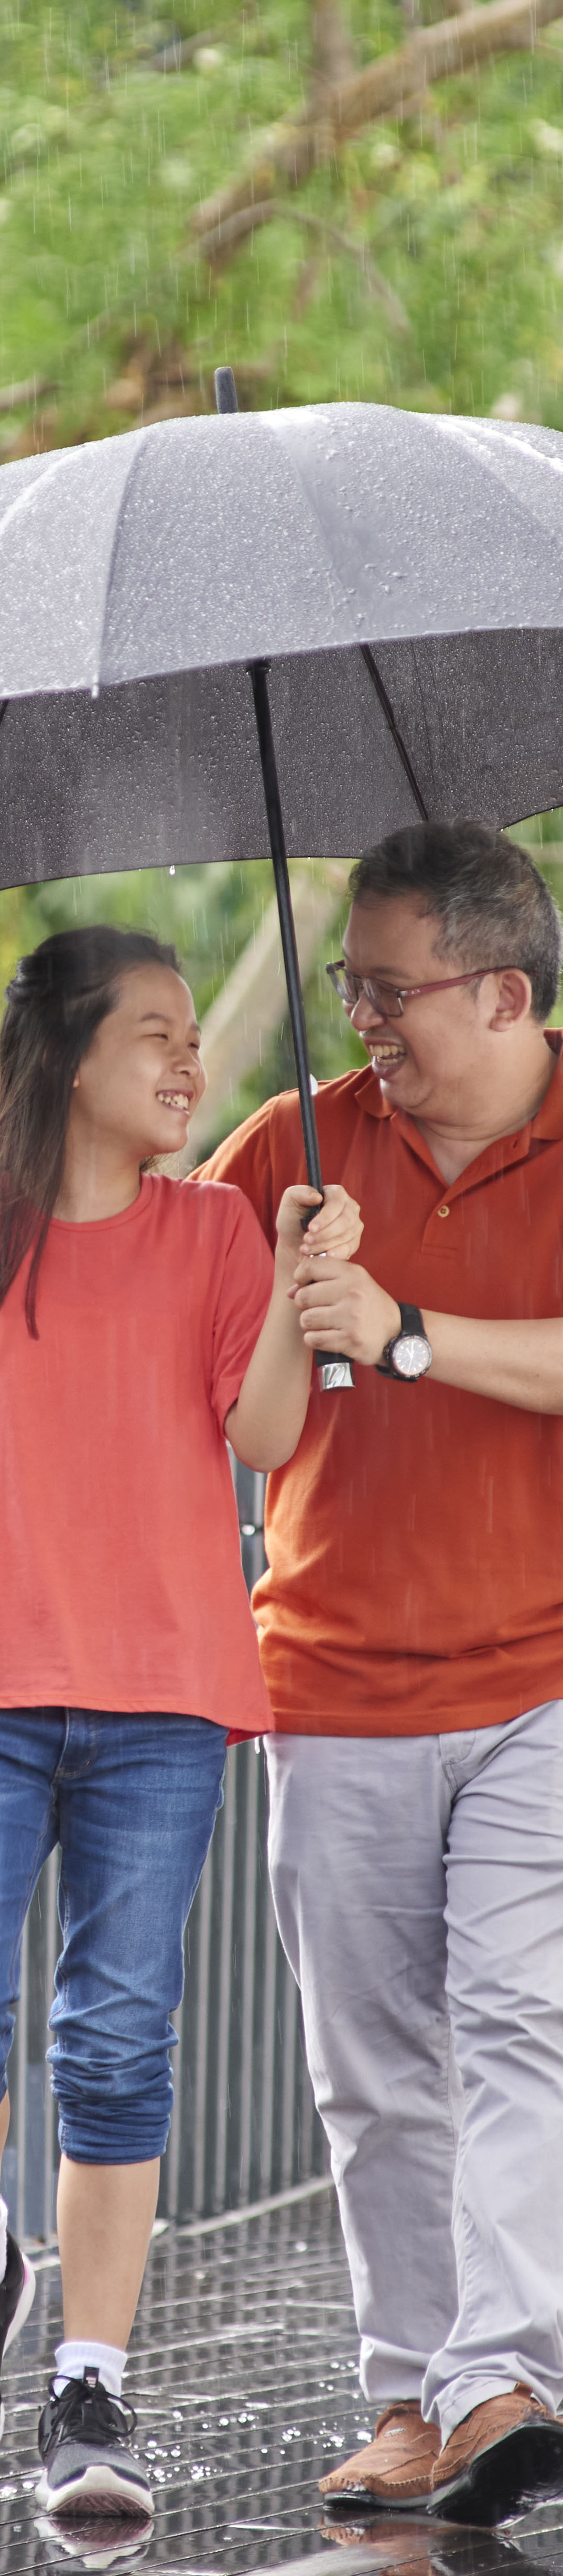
[197,1038,563,1737]
[0,1173,273,1730]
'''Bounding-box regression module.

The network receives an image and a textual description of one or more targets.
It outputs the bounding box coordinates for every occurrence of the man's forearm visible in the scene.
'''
[292,1255,563,1414]
[422,1309,563,1413]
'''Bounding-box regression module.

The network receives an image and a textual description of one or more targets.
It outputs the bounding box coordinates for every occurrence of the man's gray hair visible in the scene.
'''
[348,821,562,1024]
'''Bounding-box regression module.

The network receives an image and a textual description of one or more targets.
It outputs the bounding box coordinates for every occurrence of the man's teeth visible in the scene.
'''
[157,1090,191,1109]
[371,1044,405,1061]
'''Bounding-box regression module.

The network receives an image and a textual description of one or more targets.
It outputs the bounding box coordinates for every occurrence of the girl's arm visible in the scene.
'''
[225,1185,363,1469]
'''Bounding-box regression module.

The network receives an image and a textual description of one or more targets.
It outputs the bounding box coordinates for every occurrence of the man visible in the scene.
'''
[196,821,563,2523]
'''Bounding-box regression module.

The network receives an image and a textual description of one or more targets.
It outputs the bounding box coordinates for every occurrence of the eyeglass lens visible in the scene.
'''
[331,967,403,1017]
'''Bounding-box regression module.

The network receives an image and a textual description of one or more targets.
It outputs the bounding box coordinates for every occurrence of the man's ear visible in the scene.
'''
[488,969,532,1031]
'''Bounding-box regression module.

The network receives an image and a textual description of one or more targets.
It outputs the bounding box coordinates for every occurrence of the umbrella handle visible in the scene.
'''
[248,658,354,1394]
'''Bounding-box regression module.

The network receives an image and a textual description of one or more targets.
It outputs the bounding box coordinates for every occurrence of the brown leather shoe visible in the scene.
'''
[319,2402,440,2510]
[431,2382,563,2524]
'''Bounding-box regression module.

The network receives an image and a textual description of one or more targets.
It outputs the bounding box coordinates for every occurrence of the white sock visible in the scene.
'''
[53,2339,127,2401]
[0,2196,8,2287]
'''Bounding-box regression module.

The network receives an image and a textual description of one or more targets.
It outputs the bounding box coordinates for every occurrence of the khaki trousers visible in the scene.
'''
[266,1703,563,2441]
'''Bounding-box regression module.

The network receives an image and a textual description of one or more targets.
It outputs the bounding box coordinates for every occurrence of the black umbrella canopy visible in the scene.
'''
[1,402,563,885]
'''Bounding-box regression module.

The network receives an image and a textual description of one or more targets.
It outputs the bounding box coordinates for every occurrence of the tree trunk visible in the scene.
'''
[311,0,356,88]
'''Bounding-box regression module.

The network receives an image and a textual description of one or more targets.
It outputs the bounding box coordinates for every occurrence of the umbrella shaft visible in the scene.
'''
[248,659,322,1195]
[249,659,354,1392]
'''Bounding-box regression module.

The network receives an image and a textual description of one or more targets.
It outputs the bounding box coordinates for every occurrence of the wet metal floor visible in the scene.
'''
[1,2181,562,2576]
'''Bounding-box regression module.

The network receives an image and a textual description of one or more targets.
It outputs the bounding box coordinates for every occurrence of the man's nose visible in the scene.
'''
[349,991,385,1031]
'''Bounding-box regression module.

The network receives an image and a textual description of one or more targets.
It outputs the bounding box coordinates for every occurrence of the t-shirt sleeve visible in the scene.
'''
[211,1187,275,1432]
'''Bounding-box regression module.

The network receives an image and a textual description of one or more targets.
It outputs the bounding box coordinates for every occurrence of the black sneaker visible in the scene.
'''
[0,2231,36,2438]
[36,2369,154,2520]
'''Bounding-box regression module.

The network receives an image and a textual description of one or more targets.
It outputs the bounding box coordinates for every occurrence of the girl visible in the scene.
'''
[0,923,360,2523]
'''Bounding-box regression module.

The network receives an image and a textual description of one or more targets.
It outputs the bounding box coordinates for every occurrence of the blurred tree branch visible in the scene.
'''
[191,0,563,254]
[0,374,56,413]
[193,197,410,328]
[331,0,563,134]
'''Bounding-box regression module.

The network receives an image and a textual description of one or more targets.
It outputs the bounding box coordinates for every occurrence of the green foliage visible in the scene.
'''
[2,0,563,442]
[0,854,268,1011]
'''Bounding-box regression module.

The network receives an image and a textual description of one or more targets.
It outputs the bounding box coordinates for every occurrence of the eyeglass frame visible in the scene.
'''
[326,962,503,1019]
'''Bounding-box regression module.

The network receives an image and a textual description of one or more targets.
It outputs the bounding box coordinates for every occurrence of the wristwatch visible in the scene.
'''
[376,1302,433,1381]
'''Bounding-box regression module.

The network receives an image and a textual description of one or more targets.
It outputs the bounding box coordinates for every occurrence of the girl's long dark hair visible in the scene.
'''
[0,923,181,1337]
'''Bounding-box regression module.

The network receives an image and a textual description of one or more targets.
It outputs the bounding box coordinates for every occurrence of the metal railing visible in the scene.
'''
[4,1465,328,2237]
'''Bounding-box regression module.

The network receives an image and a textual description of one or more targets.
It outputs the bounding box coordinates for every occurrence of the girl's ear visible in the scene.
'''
[72,1074,80,1090]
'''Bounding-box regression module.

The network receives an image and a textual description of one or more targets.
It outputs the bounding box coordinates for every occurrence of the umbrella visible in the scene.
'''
[2,386,563,1384]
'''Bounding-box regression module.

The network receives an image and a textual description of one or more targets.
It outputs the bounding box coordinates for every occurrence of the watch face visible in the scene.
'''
[393,1334,432,1380]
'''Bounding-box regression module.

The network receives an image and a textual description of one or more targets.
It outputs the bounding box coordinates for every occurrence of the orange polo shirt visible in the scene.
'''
[196,1037,563,1736]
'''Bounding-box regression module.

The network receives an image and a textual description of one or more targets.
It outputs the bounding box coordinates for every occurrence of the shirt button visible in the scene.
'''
[437,1205,450,1219]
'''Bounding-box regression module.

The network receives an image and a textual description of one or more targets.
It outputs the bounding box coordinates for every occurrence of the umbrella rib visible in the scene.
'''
[94,436,150,691]
[360,643,428,821]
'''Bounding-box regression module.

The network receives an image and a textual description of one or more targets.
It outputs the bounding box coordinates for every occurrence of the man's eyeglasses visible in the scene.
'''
[326,963,496,1019]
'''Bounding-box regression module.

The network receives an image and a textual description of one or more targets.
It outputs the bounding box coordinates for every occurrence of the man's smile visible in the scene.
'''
[367,1040,407,1074]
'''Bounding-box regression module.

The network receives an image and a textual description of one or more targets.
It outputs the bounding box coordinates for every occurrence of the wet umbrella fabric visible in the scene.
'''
[1,403,563,884]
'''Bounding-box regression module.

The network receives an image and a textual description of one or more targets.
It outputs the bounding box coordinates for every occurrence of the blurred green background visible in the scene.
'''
[2,1,563,1144]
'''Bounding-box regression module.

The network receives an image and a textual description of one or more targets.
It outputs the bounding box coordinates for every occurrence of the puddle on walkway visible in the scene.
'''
[0,2188,560,2575]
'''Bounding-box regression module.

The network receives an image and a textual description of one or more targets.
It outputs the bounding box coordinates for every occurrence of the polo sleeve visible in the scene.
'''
[190,1100,279,1250]
[211,1187,275,1433]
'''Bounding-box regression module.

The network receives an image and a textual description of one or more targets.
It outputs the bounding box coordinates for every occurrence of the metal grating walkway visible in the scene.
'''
[0,2183,559,2574]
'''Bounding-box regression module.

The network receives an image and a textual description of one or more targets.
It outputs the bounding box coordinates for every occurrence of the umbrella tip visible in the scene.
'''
[214,366,239,415]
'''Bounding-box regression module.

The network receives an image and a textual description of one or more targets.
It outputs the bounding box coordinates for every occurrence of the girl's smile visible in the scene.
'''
[156,1089,194,1113]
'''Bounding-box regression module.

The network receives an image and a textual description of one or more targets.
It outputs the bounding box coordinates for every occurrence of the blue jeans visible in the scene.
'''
[0,1710,227,2162]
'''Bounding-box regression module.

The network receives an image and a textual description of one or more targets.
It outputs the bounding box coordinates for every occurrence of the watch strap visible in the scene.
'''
[397,1304,425,1337]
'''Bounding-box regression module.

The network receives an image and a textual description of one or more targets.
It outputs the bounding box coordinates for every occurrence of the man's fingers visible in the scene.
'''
[294,1282,345,1308]
[298,1301,350,1337]
[301,1317,350,1346]
[294,1272,359,1341]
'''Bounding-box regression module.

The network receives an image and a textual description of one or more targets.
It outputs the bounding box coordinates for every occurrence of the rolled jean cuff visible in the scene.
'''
[56,2081,174,2164]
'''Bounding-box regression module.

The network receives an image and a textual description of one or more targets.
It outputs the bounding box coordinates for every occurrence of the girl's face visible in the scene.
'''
[72,964,207,1163]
